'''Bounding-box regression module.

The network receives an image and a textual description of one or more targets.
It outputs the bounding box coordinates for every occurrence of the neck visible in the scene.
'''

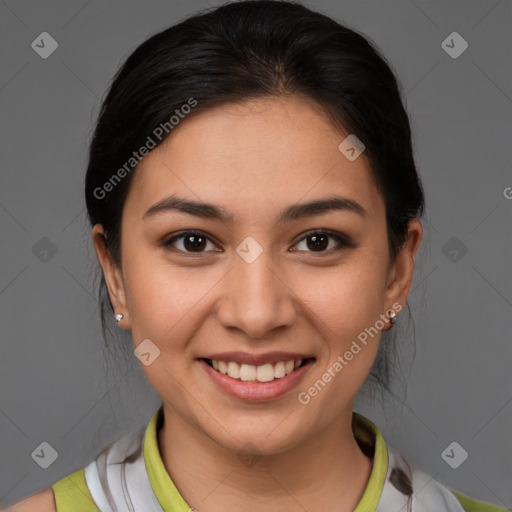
[157,405,373,512]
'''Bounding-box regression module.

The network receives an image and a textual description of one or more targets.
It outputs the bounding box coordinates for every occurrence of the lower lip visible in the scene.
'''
[199,359,314,402]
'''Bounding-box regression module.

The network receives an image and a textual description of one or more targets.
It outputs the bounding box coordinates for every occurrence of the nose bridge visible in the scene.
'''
[218,236,295,338]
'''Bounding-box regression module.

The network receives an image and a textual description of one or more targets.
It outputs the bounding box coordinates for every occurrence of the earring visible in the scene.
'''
[115,313,124,323]
[388,310,397,326]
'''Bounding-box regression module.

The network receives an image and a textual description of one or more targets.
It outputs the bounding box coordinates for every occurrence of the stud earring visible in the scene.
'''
[388,310,397,326]
[115,313,124,323]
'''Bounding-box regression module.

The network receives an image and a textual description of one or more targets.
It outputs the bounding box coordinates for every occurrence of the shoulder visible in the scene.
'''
[409,463,508,512]
[451,489,509,512]
[410,463,508,511]
[51,468,100,512]
[382,442,508,512]
[2,468,101,512]
[1,467,101,512]
[1,488,55,512]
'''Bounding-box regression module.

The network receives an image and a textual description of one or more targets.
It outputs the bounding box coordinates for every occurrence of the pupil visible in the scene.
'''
[308,234,327,251]
[185,235,206,251]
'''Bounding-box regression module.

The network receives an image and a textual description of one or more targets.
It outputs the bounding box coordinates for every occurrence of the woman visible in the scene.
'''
[4,1,507,511]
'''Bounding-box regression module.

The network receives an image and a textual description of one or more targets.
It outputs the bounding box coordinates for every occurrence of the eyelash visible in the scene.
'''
[162,229,355,255]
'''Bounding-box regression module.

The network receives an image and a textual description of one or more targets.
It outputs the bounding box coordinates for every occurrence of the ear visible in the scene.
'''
[383,218,423,327]
[91,224,131,329]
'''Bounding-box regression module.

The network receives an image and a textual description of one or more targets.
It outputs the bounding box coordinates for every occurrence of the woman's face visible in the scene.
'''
[93,95,422,454]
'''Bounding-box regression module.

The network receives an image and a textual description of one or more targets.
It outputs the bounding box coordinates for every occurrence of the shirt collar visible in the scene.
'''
[144,405,388,512]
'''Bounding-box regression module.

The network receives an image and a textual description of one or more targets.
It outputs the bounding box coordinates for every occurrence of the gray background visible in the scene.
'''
[1,0,511,509]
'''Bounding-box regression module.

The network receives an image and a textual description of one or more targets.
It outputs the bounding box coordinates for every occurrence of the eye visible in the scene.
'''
[162,230,220,254]
[293,230,354,253]
[162,229,355,255]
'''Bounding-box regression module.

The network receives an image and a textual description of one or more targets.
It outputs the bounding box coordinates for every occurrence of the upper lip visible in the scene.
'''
[200,351,315,366]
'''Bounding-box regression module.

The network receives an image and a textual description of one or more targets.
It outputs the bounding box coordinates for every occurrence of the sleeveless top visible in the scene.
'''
[51,405,508,511]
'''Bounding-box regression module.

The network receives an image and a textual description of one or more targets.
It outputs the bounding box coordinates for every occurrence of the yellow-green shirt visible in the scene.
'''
[51,406,508,511]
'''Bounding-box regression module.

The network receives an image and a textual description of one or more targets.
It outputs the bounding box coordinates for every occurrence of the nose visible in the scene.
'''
[216,244,297,340]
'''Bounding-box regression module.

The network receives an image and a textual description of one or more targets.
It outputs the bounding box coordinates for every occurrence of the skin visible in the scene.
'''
[89,95,422,512]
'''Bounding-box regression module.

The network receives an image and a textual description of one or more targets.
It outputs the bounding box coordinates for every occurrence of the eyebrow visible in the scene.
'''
[143,194,366,224]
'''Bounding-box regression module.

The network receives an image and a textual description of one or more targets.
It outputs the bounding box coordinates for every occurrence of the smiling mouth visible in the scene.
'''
[201,357,315,383]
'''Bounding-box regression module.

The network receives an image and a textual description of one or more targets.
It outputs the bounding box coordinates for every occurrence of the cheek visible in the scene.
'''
[292,269,386,416]
[125,259,222,346]
[289,253,388,396]
[293,257,388,338]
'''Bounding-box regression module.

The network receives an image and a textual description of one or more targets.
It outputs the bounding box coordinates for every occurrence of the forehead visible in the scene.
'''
[125,96,384,223]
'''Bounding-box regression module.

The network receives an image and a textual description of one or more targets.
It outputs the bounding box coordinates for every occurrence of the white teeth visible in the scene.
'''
[218,360,228,375]
[227,361,240,379]
[257,364,275,382]
[274,361,286,378]
[208,358,306,382]
[239,363,257,381]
